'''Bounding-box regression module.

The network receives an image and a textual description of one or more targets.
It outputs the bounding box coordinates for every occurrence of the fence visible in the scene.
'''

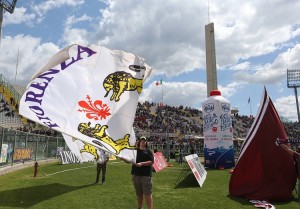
[149,142,204,159]
[0,125,244,169]
[0,74,21,104]
[0,126,65,167]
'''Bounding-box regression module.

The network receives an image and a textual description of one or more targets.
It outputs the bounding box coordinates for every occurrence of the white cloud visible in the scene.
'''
[274,44,300,69]
[213,0,300,65]
[64,14,92,27]
[60,14,93,46]
[139,81,207,108]
[228,62,251,71]
[60,27,90,46]
[3,7,36,25]
[233,44,300,84]
[86,0,208,76]
[4,0,300,87]
[139,80,244,110]
[57,0,300,87]
[32,0,85,17]
[274,95,300,122]
[218,82,244,98]
[0,35,59,85]
[2,0,300,122]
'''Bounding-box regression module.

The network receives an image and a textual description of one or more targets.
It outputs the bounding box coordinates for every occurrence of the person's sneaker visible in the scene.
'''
[101,181,105,185]
[95,182,99,184]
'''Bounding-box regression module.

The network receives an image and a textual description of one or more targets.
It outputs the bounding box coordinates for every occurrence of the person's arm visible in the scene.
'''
[136,160,153,167]
[120,157,135,164]
[280,144,297,156]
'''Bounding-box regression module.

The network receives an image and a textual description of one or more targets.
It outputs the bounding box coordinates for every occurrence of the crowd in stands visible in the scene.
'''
[134,102,299,143]
[1,97,299,141]
[283,122,300,139]
[0,98,15,117]
[9,96,19,111]
[232,115,255,138]
[15,120,60,137]
[134,101,203,144]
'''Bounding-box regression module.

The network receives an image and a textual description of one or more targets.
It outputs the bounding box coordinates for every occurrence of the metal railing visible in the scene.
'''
[0,124,245,169]
[0,74,21,103]
[0,126,65,167]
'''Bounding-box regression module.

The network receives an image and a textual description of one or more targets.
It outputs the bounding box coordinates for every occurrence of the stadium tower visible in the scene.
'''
[205,22,218,97]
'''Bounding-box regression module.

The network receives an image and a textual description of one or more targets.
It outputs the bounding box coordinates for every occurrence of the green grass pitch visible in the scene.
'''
[0,160,298,209]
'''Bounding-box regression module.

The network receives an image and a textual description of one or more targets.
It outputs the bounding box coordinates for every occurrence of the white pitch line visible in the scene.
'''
[46,161,121,176]
[46,165,94,176]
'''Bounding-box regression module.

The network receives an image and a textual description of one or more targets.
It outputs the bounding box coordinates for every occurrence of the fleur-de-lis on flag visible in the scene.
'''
[78,95,111,120]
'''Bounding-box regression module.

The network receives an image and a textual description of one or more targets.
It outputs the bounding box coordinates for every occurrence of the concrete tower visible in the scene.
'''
[205,22,218,97]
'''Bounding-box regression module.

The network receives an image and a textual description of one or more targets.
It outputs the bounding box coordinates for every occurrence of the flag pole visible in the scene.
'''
[161,80,163,106]
[14,48,20,86]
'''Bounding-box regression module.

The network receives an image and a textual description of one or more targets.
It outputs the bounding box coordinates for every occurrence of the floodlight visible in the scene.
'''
[287,69,300,88]
[287,69,300,122]
[0,0,17,14]
[0,0,17,46]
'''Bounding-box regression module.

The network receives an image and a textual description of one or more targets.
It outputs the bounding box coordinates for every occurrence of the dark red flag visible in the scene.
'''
[229,87,297,201]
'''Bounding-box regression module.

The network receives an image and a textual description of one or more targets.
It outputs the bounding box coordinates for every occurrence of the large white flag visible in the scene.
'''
[19,44,152,163]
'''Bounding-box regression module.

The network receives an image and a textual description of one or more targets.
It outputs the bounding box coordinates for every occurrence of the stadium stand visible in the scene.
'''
[0,73,299,147]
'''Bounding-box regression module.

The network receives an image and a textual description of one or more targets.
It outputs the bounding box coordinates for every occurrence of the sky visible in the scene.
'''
[0,0,300,122]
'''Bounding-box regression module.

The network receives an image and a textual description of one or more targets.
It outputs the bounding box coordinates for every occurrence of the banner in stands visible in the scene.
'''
[13,148,32,162]
[202,90,235,169]
[0,144,8,163]
[59,151,81,164]
[56,147,64,156]
[153,152,168,172]
[185,154,207,187]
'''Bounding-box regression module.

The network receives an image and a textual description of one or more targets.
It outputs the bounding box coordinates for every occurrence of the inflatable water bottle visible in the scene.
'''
[202,90,235,169]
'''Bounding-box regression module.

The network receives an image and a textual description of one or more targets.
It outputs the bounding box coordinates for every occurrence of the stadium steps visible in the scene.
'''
[13,85,26,95]
[0,78,28,128]
[0,111,23,128]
